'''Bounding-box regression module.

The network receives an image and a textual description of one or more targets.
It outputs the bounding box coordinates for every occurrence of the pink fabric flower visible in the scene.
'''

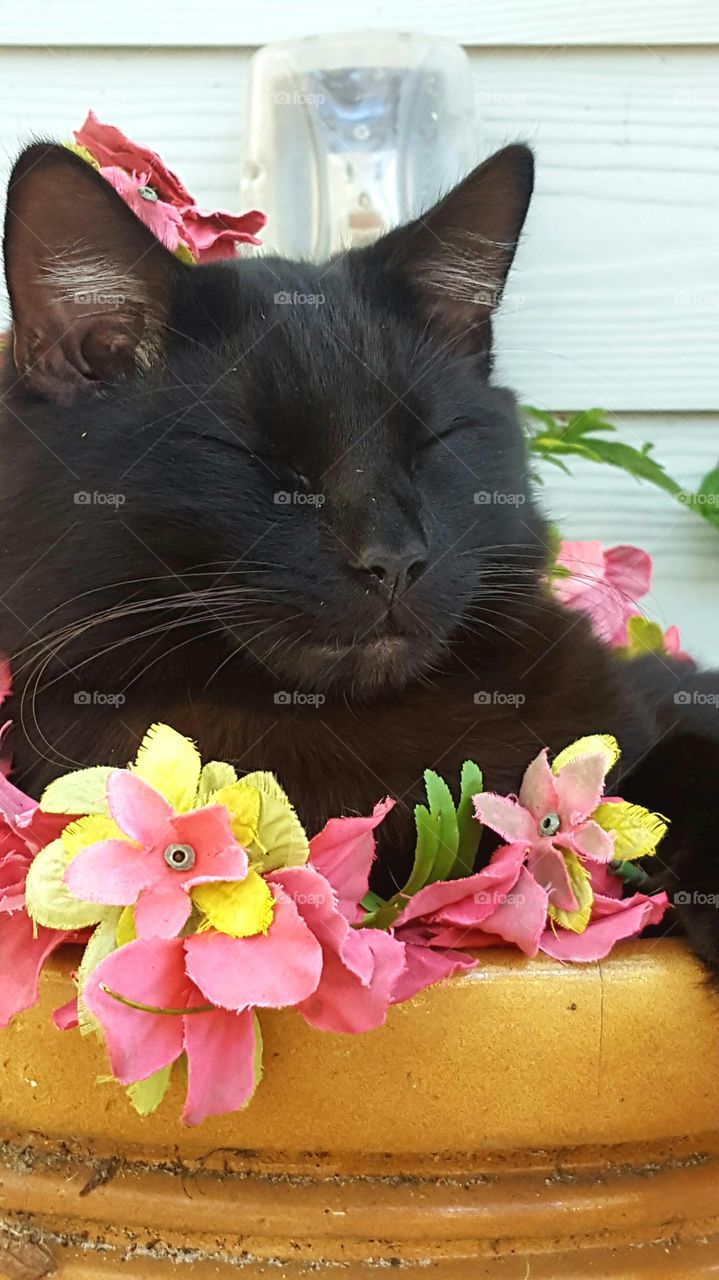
[64,771,248,938]
[391,843,546,1002]
[74,111,265,262]
[473,746,615,913]
[83,937,260,1125]
[273,864,405,1033]
[554,540,652,647]
[0,772,72,1027]
[183,881,323,1011]
[540,886,668,962]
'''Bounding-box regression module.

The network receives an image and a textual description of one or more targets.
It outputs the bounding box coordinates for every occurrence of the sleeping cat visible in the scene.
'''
[1,141,718,972]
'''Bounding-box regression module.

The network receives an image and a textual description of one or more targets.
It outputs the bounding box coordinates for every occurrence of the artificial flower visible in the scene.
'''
[0,771,74,1027]
[473,734,624,924]
[30,725,312,943]
[73,111,265,263]
[553,541,652,647]
[83,936,263,1125]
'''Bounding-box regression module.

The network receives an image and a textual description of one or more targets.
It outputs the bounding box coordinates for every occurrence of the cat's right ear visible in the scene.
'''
[3,143,185,404]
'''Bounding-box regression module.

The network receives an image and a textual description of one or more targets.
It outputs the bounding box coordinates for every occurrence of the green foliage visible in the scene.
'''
[523,406,718,532]
[358,762,484,930]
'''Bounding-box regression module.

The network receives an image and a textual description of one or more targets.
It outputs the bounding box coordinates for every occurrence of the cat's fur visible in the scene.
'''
[2,142,718,968]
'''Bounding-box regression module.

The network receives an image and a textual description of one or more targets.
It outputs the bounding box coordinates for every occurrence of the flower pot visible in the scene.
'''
[1,938,718,1277]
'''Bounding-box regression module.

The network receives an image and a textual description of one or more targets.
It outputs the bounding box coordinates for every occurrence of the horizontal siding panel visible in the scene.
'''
[2,1,718,46]
[2,47,717,410]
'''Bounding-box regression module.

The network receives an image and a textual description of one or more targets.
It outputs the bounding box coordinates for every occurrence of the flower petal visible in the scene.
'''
[134,883,192,939]
[391,945,478,1006]
[83,937,189,1082]
[554,745,616,826]
[64,839,151,905]
[309,798,394,921]
[593,801,668,861]
[131,722,201,811]
[394,843,527,928]
[547,851,594,934]
[541,891,669,962]
[185,885,322,1011]
[41,766,112,816]
[527,842,578,913]
[192,869,274,938]
[472,793,534,843]
[107,771,172,845]
[0,912,66,1026]
[568,819,615,863]
[171,804,241,869]
[518,749,558,819]
[604,544,652,602]
[298,928,406,1033]
[230,772,310,873]
[62,814,124,858]
[270,864,367,980]
[183,1006,261,1125]
[482,867,548,956]
[25,839,106,930]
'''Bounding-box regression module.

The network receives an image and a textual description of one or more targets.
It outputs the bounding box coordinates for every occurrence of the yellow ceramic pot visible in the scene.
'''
[1,939,718,1277]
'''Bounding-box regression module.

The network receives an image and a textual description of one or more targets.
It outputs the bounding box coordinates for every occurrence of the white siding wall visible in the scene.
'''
[0,4,717,659]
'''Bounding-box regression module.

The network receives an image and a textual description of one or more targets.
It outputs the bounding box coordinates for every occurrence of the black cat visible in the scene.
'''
[1,141,718,971]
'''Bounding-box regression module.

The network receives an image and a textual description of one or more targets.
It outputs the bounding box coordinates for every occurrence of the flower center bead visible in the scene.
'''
[138,184,158,202]
[163,842,196,871]
[538,811,561,837]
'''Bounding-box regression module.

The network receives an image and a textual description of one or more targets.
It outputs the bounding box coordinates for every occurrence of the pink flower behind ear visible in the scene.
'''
[554,540,653,647]
[74,110,194,205]
[73,112,265,263]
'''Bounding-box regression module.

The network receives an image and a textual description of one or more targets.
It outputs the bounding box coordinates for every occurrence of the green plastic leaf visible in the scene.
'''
[691,465,719,527]
[423,769,459,882]
[25,839,106,931]
[403,803,441,896]
[127,1064,173,1117]
[196,760,238,805]
[452,760,484,878]
[40,766,112,815]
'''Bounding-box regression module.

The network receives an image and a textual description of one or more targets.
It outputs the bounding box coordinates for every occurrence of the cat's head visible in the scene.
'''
[1,141,544,701]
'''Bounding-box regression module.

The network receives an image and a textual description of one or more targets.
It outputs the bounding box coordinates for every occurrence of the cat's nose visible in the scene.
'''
[354,541,427,597]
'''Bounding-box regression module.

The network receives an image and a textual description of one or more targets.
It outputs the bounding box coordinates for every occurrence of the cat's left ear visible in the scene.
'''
[3,142,185,403]
[363,144,534,359]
